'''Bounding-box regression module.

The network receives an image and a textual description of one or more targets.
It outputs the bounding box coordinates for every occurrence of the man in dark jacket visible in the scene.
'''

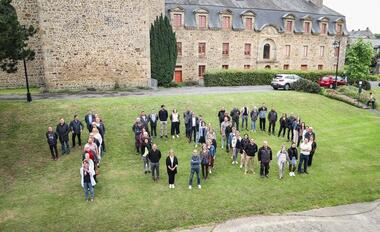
[69,115,83,148]
[258,141,272,178]
[217,107,226,128]
[189,112,199,143]
[148,144,162,182]
[46,126,59,160]
[244,138,258,174]
[278,114,287,137]
[288,142,298,176]
[84,111,95,132]
[230,107,240,131]
[184,108,192,140]
[267,108,278,135]
[286,114,295,141]
[56,118,70,155]
[132,118,144,153]
[159,105,169,138]
[258,103,267,131]
[140,111,149,133]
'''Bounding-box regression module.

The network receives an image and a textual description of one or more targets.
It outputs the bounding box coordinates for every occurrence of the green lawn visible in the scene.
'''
[0,87,40,95]
[0,91,380,232]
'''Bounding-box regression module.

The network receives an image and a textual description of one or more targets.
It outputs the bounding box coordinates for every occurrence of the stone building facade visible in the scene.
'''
[0,0,164,89]
[166,0,348,82]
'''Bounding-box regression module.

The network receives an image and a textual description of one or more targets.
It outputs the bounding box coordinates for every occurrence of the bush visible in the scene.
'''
[336,85,371,104]
[204,69,345,87]
[322,89,363,108]
[292,78,321,93]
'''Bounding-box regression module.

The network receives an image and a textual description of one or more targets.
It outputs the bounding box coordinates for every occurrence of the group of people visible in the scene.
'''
[132,105,218,189]
[45,111,106,201]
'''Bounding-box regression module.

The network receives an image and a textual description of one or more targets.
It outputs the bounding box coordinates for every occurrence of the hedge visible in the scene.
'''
[292,78,321,94]
[204,69,379,87]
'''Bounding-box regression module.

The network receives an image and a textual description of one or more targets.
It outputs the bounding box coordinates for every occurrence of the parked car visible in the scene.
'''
[317,76,347,88]
[271,74,302,90]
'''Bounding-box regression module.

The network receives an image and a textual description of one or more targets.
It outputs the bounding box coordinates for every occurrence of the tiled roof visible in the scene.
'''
[166,0,348,35]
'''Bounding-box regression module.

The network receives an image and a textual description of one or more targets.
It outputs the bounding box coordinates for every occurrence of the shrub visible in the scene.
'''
[336,85,371,104]
[322,89,362,108]
[352,80,371,91]
[204,69,345,87]
[292,78,321,93]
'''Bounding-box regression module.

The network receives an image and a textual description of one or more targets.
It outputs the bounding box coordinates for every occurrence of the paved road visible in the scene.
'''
[0,86,273,101]
[177,200,380,232]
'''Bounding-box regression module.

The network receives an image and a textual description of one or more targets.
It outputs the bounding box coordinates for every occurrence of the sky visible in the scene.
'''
[324,0,380,33]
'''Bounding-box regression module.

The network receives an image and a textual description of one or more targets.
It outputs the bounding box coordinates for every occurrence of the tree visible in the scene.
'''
[374,33,380,39]
[345,38,375,80]
[0,0,35,73]
[150,14,177,86]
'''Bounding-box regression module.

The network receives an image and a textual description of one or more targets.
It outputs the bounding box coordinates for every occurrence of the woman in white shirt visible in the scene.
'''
[170,109,180,139]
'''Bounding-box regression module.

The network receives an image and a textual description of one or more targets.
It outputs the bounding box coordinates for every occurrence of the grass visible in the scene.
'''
[0,91,380,232]
[0,87,40,95]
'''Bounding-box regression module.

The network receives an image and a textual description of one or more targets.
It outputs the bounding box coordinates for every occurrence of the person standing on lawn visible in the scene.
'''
[132,118,144,154]
[367,92,376,109]
[240,134,250,169]
[189,112,199,143]
[184,108,192,140]
[286,114,295,141]
[94,116,106,152]
[250,106,258,132]
[288,142,298,177]
[207,139,216,174]
[69,115,83,148]
[292,117,300,145]
[241,106,249,131]
[148,144,161,181]
[84,111,95,133]
[225,121,233,153]
[220,117,229,150]
[56,118,70,155]
[244,138,258,174]
[159,105,169,139]
[277,145,289,179]
[268,108,278,136]
[258,141,272,178]
[278,114,287,138]
[258,103,267,132]
[46,126,59,160]
[217,107,226,129]
[200,144,210,180]
[170,109,180,139]
[189,149,201,189]
[148,110,158,138]
[80,160,96,202]
[141,138,151,174]
[166,149,178,189]
[298,138,312,174]
[308,136,317,167]
[230,107,240,131]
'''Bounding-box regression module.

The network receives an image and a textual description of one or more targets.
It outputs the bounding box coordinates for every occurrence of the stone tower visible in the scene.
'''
[0,0,165,89]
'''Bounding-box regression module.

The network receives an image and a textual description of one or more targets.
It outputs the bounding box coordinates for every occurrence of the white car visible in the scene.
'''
[271,74,302,90]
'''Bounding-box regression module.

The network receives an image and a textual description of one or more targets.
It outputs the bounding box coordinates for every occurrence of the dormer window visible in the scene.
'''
[220,9,233,30]
[321,23,328,35]
[241,10,255,31]
[318,17,329,35]
[336,24,343,35]
[283,14,295,33]
[194,8,209,30]
[170,7,185,28]
[304,21,311,33]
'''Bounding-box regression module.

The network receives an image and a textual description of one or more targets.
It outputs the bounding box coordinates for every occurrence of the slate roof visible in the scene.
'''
[349,29,376,39]
[165,0,348,35]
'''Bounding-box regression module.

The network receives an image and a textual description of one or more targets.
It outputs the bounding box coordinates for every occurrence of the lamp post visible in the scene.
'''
[333,40,341,90]
[23,58,32,102]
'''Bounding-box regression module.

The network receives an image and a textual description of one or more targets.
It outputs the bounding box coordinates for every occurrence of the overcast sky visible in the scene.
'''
[324,0,380,33]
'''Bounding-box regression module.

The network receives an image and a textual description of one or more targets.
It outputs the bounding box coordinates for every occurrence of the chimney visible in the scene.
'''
[309,0,323,8]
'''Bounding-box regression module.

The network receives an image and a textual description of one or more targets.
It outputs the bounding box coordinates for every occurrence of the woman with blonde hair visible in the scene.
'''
[166,149,178,188]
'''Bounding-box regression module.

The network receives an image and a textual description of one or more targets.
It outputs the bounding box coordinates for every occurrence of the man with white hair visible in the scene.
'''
[258,141,272,178]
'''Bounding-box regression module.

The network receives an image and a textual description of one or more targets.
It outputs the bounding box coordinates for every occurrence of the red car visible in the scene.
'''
[317,76,347,88]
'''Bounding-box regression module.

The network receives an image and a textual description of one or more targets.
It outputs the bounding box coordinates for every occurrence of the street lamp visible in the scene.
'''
[23,58,32,102]
[333,40,341,90]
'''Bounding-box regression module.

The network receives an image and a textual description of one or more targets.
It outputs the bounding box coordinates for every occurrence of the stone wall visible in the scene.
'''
[1,0,165,90]
[0,0,44,88]
[174,26,347,82]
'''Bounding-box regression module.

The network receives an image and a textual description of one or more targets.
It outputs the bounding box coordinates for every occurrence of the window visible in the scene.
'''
[199,15,207,29]
[334,47,339,57]
[304,22,311,33]
[336,24,343,34]
[222,16,231,29]
[176,42,182,56]
[321,23,327,35]
[286,21,293,33]
[222,65,229,70]
[245,18,253,30]
[263,44,270,59]
[198,65,206,78]
[301,65,308,71]
[320,46,325,57]
[244,43,251,56]
[244,65,251,69]
[222,43,229,55]
[285,45,291,58]
[303,46,309,57]
[173,14,182,27]
[318,65,323,70]
[283,64,290,70]
[198,42,206,58]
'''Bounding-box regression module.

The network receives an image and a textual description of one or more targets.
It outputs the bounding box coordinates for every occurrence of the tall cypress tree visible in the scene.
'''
[150,14,177,86]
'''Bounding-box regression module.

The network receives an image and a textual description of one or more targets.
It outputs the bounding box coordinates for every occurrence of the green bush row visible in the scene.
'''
[204,69,379,87]
[292,79,321,94]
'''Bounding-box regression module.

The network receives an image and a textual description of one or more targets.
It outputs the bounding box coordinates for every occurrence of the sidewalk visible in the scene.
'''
[177,200,380,232]
[0,86,273,101]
